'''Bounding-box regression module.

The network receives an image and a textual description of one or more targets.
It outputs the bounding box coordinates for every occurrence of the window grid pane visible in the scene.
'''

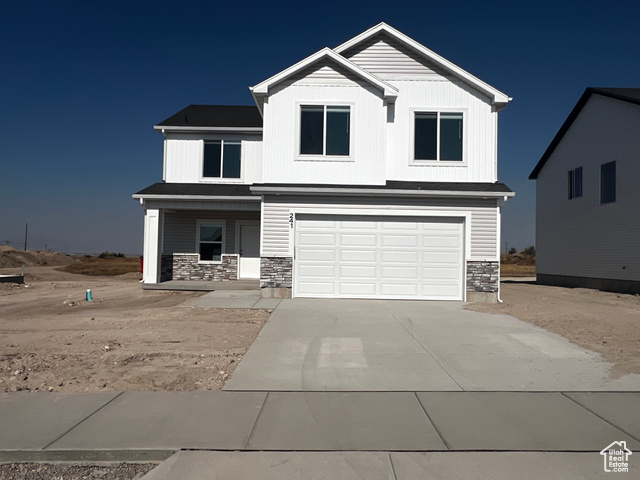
[415,113,437,160]
[574,167,582,198]
[326,107,350,156]
[222,142,241,178]
[203,142,222,177]
[300,106,324,155]
[440,113,463,161]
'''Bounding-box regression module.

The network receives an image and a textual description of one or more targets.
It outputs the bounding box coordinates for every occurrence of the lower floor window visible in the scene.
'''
[198,221,223,261]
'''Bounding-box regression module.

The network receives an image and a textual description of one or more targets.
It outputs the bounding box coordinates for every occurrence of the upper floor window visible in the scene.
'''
[600,161,616,204]
[300,105,350,156]
[567,167,582,199]
[414,112,463,161]
[203,141,241,179]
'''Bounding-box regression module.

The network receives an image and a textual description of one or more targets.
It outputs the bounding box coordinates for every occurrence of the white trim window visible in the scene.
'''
[414,112,463,161]
[197,220,224,262]
[203,141,241,179]
[300,105,350,156]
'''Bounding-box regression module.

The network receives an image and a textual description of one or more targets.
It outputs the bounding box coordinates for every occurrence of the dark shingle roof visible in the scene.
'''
[135,183,257,197]
[156,105,262,128]
[529,88,640,179]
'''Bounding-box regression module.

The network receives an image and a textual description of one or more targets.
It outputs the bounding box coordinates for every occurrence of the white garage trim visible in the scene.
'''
[293,214,466,301]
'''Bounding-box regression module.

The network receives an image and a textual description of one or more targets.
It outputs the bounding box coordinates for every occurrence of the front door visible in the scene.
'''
[239,224,260,279]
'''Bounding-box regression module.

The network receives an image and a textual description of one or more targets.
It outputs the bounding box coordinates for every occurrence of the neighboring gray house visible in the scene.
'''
[134,23,514,302]
[529,88,640,294]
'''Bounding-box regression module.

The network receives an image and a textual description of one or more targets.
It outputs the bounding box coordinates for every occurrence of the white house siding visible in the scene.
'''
[261,63,387,186]
[341,32,449,79]
[536,94,640,281]
[163,210,260,255]
[164,133,262,184]
[261,195,498,261]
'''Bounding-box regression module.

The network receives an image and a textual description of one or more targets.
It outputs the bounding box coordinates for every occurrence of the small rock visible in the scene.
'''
[48,386,54,392]
[13,370,21,376]
[218,371,225,375]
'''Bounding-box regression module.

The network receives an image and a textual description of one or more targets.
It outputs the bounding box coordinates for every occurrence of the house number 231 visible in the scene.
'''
[289,213,294,228]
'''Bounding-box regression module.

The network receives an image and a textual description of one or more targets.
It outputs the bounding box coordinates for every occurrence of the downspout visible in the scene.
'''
[496,195,508,303]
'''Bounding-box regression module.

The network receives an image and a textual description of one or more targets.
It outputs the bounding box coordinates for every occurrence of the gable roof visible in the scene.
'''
[335,23,511,106]
[529,88,640,179]
[154,105,262,131]
[250,47,398,107]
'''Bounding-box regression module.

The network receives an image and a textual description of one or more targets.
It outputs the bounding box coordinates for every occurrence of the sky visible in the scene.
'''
[1,0,638,255]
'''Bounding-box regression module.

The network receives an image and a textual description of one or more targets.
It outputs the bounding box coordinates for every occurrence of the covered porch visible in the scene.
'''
[134,183,261,285]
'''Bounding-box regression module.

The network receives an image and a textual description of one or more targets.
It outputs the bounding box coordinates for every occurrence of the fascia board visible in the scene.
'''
[335,22,511,105]
[153,125,263,134]
[132,194,260,201]
[250,47,398,99]
[250,186,515,198]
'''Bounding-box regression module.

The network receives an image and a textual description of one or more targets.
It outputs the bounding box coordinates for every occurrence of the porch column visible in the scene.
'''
[143,208,163,284]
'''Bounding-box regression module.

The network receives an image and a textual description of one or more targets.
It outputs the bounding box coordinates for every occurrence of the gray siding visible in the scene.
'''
[262,195,499,260]
[163,210,260,255]
[535,94,640,281]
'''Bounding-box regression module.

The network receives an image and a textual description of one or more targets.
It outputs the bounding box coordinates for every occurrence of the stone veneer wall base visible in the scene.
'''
[466,260,499,303]
[161,253,238,282]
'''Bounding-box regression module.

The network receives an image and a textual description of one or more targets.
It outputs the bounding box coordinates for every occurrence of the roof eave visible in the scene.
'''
[153,125,263,134]
[250,185,514,198]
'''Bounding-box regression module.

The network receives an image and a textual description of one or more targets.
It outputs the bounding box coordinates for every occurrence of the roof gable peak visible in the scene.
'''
[335,22,510,106]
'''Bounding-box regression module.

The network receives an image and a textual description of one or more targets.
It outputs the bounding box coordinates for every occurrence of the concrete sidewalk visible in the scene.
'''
[1,391,639,460]
[225,299,640,391]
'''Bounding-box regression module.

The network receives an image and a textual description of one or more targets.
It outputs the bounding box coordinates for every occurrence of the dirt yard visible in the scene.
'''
[0,267,269,393]
[467,281,640,378]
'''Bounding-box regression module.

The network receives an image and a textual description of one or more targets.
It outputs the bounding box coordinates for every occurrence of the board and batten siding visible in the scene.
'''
[261,62,387,186]
[261,195,498,260]
[163,210,260,255]
[163,133,262,184]
[536,94,640,281]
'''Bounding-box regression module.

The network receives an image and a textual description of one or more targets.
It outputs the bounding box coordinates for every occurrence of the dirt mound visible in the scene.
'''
[0,246,78,268]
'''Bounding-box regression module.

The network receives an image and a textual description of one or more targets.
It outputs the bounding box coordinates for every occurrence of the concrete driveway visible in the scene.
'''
[224,298,640,391]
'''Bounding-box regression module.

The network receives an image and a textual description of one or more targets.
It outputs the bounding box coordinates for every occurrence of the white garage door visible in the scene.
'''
[294,215,464,300]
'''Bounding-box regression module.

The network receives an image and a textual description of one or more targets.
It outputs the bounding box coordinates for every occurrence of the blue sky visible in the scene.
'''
[1,0,638,254]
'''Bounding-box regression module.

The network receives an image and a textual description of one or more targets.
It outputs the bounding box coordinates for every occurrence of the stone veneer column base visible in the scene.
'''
[466,260,499,303]
[161,253,238,282]
[260,257,292,298]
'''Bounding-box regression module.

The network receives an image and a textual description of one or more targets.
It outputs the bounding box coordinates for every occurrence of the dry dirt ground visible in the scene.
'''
[0,462,155,480]
[467,281,640,378]
[0,267,269,393]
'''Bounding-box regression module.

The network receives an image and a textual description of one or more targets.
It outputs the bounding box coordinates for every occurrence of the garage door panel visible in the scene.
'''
[422,266,461,279]
[298,249,334,262]
[295,215,464,301]
[341,220,377,229]
[299,233,336,246]
[339,265,377,278]
[339,283,377,295]
[381,221,419,230]
[381,250,418,263]
[381,266,419,279]
[341,234,377,246]
[423,251,461,264]
[297,265,335,277]
[340,250,377,262]
[382,235,419,247]
[422,235,461,248]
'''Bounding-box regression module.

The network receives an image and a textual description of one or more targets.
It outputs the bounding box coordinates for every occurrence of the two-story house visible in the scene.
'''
[134,23,514,302]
